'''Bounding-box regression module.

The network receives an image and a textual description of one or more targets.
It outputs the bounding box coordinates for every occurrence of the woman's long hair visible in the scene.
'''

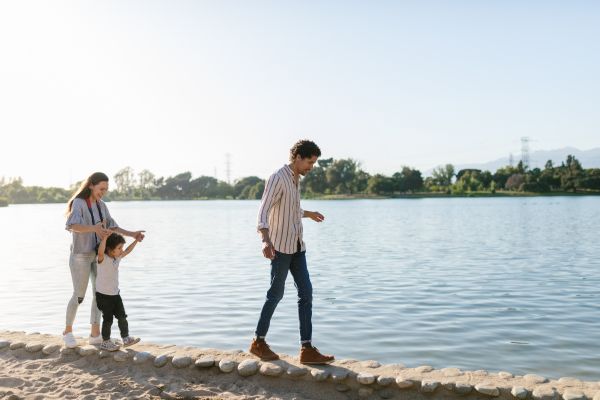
[65,172,109,216]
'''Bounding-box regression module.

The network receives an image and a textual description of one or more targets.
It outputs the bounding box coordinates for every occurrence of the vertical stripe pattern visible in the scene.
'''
[257,164,305,254]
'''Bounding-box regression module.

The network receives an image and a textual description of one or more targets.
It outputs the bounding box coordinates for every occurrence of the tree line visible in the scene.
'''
[1,154,599,205]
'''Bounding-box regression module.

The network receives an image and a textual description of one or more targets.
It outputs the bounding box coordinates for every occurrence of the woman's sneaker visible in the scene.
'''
[63,332,77,349]
[122,336,140,347]
[100,340,120,352]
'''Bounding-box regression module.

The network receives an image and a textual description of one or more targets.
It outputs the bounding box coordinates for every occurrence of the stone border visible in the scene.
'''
[1,331,600,400]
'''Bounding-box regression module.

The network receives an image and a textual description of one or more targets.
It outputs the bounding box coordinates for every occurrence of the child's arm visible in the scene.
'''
[121,239,139,259]
[97,231,109,264]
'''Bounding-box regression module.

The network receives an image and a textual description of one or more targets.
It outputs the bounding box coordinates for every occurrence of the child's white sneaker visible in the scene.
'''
[63,332,77,349]
[100,340,120,352]
[88,335,102,345]
[122,336,140,347]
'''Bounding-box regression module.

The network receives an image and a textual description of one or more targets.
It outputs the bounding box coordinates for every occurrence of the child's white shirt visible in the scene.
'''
[96,255,121,295]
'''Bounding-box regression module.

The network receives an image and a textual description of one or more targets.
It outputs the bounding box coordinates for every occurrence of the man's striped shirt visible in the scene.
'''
[257,164,305,254]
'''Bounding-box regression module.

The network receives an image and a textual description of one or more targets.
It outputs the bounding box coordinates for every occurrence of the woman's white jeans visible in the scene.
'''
[65,252,101,326]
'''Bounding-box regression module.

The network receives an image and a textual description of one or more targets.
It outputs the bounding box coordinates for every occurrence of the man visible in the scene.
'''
[249,139,335,365]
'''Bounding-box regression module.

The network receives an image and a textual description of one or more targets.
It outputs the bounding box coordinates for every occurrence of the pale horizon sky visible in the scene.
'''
[1,1,599,188]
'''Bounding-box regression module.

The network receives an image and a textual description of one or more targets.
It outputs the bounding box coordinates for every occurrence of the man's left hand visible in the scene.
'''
[306,211,325,222]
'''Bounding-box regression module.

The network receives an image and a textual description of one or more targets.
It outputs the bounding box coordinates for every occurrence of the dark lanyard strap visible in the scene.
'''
[86,201,104,224]
[87,200,104,243]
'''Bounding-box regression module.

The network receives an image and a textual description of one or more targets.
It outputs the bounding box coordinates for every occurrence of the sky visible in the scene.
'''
[1,1,599,188]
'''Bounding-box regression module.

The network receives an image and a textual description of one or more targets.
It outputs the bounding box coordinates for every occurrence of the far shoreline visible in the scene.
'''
[1,191,600,207]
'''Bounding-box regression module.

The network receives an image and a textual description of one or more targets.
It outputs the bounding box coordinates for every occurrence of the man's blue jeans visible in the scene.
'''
[255,250,313,342]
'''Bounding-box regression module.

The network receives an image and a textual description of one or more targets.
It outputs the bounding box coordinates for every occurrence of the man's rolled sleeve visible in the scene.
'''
[256,174,282,231]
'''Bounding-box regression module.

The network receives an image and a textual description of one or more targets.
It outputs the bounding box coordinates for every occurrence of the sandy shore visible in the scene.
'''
[1,330,599,400]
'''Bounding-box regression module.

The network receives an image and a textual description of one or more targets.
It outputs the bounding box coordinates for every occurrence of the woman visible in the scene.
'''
[63,172,145,348]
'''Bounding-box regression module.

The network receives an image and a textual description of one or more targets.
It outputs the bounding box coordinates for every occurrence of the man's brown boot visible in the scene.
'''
[299,345,335,365]
[249,338,279,361]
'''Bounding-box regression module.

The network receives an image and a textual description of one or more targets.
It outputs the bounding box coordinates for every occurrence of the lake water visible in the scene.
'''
[1,197,599,379]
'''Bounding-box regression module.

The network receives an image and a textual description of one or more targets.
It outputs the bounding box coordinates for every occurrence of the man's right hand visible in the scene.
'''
[262,241,275,260]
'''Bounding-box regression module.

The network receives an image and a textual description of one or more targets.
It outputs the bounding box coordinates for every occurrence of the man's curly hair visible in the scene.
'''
[289,140,321,162]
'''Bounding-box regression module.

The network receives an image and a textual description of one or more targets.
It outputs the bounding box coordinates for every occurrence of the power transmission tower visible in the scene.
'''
[521,137,530,170]
[509,153,514,167]
[225,153,231,184]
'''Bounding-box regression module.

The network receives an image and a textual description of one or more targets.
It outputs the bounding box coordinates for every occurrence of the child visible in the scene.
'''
[95,232,141,351]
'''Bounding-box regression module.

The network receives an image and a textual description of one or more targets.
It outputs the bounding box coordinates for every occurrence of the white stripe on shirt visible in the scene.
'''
[257,164,306,254]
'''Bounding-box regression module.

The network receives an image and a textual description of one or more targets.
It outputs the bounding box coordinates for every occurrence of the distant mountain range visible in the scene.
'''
[447,147,600,173]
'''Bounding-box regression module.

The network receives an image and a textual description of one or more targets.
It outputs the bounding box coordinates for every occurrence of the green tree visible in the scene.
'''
[326,159,362,194]
[248,181,265,200]
[190,176,220,198]
[560,155,583,192]
[114,167,136,197]
[233,176,262,198]
[157,172,192,199]
[581,168,600,190]
[393,166,424,192]
[493,165,518,189]
[367,174,395,194]
[432,164,455,187]
[303,166,327,194]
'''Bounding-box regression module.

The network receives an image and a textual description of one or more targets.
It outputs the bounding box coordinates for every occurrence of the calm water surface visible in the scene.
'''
[0,197,599,379]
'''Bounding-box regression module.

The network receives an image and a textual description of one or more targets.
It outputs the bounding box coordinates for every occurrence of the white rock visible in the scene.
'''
[525,374,548,384]
[388,363,406,370]
[377,376,395,386]
[358,388,373,398]
[498,371,514,379]
[9,342,25,350]
[78,345,98,356]
[532,387,558,400]
[114,350,130,362]
[421,380,440,393]
[362,360,381,368]
[133,351,153,364]
[219,359,236,373]
[259,362,283,377]
[331,371,349,382]
[558,377,583,386]
[172,356,192,369]
[237,359,260,377]
[286,366,308,378]
[454,382,472,395]
[396,378,414,389]
[442,367,462,377]
[0,340,10,349]
[593,392,600,400]
[311,369,329,382]
[154,354,170,368]
[475,383,500,397]
[195,357,214,368]
[511,386,528,399]
[25,342,44,353]
[563,390,586,400]
[60,347,78,356]
[415,365,434,373]
[42,344,60,355]
[357,372,376,385]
